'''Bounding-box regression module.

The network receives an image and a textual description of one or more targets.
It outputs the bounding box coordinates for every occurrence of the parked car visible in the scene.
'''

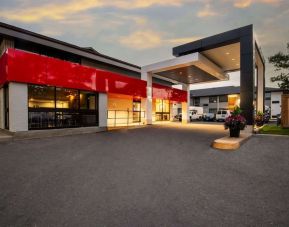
[174,113,182,121]
[216,110,231,121]
[202,113,215,121]
[190,110,203,121]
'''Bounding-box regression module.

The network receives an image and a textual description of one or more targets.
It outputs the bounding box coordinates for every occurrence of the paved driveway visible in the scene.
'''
[0,124,289,226]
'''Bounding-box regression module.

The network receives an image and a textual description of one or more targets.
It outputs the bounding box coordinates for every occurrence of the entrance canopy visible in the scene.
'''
[142,52,229,85]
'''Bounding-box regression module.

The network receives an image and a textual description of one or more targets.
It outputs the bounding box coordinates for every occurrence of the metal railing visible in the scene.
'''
[107,110,146,127]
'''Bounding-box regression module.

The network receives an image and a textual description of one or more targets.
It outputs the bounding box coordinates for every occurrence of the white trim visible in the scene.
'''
[98,93,108,128]
[8,83,28,132]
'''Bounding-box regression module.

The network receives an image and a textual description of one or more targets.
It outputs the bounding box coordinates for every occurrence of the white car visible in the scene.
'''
[190,110,202,121]
[216,110,231,121]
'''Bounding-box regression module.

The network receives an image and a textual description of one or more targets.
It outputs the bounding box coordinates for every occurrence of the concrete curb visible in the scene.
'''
[211,133,252,151]
[253,125,265,134]
[0,127,108,142]
[254,133,289,138]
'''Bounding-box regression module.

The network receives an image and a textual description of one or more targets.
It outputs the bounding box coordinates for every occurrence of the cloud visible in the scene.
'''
[166,36,202,45]
[119,30,202,50]
[197,4,218,17]
[0,0,185,22]
[104,0,184,9]
[119,30,162,50]
[233,0,282,8]
[0,0,102,22]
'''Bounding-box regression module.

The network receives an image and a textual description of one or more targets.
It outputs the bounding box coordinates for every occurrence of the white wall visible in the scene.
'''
[190,71,240,90]
[0,88,4,129]
[271,92,282,118]
[9,83,28,132]
[141,71,153,124]
[98,93,108,128]
[199,97,209,113]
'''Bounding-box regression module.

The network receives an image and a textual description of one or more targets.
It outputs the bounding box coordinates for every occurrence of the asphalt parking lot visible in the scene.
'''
[0,123,289,226]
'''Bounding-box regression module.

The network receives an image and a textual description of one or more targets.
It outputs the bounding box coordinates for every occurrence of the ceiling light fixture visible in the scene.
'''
[232,58,235,61]
[226,52,230,55]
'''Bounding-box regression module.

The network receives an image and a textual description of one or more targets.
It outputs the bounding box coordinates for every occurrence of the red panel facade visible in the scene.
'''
[4,48,147,97]
[152,83,187,103]
[0,48,187,102]
[0,52,8,86]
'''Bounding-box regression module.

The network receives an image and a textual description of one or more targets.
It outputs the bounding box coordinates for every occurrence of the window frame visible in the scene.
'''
[28,84,99,130]
[209,96,218,103]
[219,95,228,103]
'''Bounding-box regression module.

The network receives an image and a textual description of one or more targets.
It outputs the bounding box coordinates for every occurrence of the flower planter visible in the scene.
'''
[224,107,246,138]
[256,121,264,127]
[229,128,240,137]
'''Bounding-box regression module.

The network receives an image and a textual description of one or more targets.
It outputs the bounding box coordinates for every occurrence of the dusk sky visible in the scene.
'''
[0,0,288,87]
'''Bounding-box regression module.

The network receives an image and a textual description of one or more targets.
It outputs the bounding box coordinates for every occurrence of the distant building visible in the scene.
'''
[190,86,284,118]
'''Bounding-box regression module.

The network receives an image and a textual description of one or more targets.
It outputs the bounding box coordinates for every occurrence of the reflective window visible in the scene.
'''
[56,88,79,109]
[28,85,55,108]
[209,108,217,114]
[80,91,96,110]
[28,85,98,130]
[219,95,228,103]
[193,97,200,106]
[155,99,170,121]
[265,92,271,100]
[209,96,217,103]
[29,112,55,129]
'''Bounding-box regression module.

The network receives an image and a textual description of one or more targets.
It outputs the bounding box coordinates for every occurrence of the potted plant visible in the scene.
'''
[224,107,246,138]
[255,111,264,127]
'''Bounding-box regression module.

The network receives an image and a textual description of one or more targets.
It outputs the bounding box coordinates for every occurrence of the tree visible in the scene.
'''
[268,42,289,91]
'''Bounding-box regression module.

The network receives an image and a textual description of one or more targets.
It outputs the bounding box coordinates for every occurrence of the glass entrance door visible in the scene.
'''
[132,100,141,122]
[155,99,170,121]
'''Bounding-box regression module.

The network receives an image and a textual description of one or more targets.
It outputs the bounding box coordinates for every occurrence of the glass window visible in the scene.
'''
[219,95,228,102]
[209,96,217,103]
[28,85,98,130]
[56,88,79,109]
[80,91,96,110]
[155,99,162,112]
[193,97,200,106]
[162,100,170,113]
[265,92,271,100]
[28,85,55,108]
[155,99,170,121]
[28,112,55,129]
[209,108,217,114]
[133,100,141,112]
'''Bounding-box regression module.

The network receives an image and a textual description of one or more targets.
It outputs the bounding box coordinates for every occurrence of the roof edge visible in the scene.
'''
[0,22,140,71]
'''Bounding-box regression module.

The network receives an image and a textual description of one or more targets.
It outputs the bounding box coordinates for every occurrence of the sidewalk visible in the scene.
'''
[0,131,12,142]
